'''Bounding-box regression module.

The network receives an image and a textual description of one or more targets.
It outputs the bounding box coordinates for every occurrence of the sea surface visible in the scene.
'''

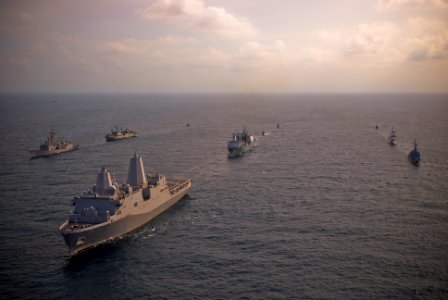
[0,94,447,299]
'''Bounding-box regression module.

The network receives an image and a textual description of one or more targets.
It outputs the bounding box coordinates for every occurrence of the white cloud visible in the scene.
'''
[137,0,256,38]
[403,18,448,61]
[156,35,196,44]
[315,17,448,64]
[344,22,401,58]
[376,0,448,11]
[108,41,143,54]
[235,40,291,68]
[193,48,231,68]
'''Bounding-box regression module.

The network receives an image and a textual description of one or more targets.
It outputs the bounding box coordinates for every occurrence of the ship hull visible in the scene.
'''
[228,143,254,159]
[30,144,79,159]
[408,154,420,166]
[105,134,137,142]
[61,185,190,255]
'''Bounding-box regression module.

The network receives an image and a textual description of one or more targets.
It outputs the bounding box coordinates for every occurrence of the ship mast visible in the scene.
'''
[49,128,56,146]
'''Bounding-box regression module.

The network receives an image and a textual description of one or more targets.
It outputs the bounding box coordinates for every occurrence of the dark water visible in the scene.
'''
[0,94,447,299]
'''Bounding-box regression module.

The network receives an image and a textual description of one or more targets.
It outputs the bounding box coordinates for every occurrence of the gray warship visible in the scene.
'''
[227,127,255,158]
[105,127,137,142]
[408,139,421,166]
[59,153,192,255]
[29,129,79,159]
[388,127,397,146]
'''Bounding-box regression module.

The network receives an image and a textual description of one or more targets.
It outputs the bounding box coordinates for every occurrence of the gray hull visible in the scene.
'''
[30,144,79,159]
[61,187,190,255]
[105,134,137,142]
[228,143,254,158]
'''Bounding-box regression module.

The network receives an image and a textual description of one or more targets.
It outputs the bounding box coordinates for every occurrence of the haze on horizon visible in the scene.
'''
[1,0,447,94]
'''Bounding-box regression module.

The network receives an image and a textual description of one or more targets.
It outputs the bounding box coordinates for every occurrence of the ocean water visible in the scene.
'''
[0,93,447,299]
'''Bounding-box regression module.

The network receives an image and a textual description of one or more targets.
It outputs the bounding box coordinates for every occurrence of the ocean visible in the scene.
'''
[0,93,447,299]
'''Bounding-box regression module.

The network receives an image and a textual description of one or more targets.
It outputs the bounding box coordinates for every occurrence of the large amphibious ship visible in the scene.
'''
[29,129,79,159]
[59,153,191,255]
[105,127,137,142]
[227,128,255,158]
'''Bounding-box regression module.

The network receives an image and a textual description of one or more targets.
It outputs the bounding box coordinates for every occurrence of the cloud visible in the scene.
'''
[100,38,180,60]
[156,35,196,44]
[403,18,448,61]
[193,48,231,68]
[98,38,295,72]
[316,17,448,64]
[108,41,143,54]
[344,22,400,57]
[136,0,256,38]
[376,0,448,11]
[235,40,291,68]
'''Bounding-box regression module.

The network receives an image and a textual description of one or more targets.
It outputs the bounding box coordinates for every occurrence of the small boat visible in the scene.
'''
[408,139,421,166]
[388,127,397,146]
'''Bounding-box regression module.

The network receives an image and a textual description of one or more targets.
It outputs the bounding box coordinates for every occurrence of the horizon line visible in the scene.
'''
[1,91,448,96]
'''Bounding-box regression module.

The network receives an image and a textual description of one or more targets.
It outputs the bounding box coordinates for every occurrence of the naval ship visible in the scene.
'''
[408,139,421,166]
[227,127,255,158]
[388,127,397,146]
[59,153,192,255]
[29,129,79,159]
[105,127,137,142]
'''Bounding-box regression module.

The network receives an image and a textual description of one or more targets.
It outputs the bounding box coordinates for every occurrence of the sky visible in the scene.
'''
[0,0,447,93]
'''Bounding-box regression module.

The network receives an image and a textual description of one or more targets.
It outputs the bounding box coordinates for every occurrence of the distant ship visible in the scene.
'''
[408,139,421,166]
[388,127,397,145]
[105,127,137,142]
[227,127,255,158]
[60,153,192,255]
[29,129,79,159]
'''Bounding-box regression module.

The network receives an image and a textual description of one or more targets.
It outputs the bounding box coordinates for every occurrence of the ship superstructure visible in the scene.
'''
[59,153,191,255]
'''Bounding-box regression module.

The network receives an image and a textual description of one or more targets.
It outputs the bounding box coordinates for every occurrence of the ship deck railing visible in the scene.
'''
[168,179,191,195]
